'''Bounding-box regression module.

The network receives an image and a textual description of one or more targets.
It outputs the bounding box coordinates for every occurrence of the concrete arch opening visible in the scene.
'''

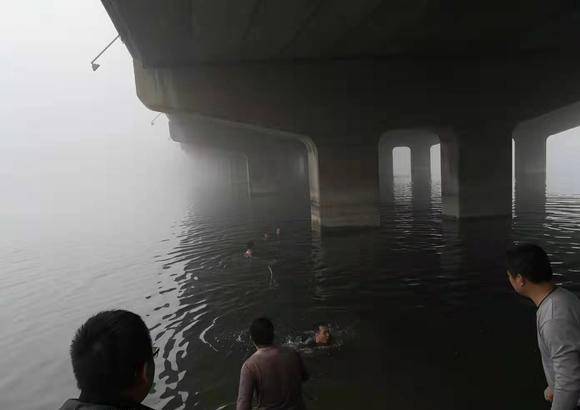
[430,144,442,203]
[430,144,441,185]
[392,146,412,204]
[393,146,411,178]
[547,127,580,195]
[181,143,252,200]
[379,130,440,209]
[169,112,311,212]
[513,100,580,215]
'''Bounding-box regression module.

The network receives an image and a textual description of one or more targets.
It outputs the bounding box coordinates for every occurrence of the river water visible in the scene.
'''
[2,152,580,409]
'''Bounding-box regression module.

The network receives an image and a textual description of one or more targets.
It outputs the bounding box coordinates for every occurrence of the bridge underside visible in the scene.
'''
[102,0,580,229]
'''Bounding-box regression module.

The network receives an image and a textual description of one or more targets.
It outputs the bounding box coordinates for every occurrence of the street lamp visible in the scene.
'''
[150,113,163,126]
[90,34,120,71]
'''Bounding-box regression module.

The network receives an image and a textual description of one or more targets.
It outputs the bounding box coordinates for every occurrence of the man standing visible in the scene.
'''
[507,243,580,409]
[59,310,158,410]
[237,317,309,410]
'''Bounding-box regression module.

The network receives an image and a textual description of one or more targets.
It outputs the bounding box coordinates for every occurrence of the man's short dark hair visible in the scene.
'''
[250,317,274,346]
[313,323,328,333]
[70,310,153,399]
[507,243,553,283]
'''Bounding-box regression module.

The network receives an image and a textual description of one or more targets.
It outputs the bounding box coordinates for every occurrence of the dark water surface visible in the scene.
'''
[2,177,580,410]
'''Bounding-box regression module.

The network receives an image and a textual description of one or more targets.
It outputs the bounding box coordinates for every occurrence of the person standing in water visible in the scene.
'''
[507,243,580,410]
[237,318,309,410]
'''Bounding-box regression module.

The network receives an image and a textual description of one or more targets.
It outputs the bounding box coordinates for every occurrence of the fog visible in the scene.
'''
[0,1,193,247]
[547,131,580,194]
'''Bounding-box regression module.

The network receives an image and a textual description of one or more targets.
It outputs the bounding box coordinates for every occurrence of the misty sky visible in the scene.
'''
[0,0,579,243]
[0,1,194,245]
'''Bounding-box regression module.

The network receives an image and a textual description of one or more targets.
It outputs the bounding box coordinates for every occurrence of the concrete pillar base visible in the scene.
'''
[310,143,380,230]
[379,142,394,203]
[248,156,280,196]
[514,133,546,215]
[440,125,512,219]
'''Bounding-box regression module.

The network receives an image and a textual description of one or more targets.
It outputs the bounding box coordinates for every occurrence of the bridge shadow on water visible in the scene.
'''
[148,181,580,410]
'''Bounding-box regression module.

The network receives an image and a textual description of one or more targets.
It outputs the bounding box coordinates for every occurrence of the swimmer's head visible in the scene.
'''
[275,227,281,236]
[313,323,331,346]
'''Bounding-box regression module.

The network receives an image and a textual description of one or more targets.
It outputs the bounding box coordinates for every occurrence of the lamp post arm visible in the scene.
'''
[91,34,120,65]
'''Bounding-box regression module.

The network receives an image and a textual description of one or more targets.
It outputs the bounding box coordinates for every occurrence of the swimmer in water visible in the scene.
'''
[263,232,270,240]
[303,323,332,348]
[244,241,255,258]
[275,227,281,237]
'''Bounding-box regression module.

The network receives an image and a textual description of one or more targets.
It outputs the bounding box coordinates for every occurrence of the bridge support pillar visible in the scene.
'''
[440,125,512,219]
[310,143,380,230]
[514,133,547,215]
[379,142,394,203]
[411,143,432,209]
[248,156,279,196]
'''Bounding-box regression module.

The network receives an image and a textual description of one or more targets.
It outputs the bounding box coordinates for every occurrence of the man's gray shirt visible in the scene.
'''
[537,287,580,410]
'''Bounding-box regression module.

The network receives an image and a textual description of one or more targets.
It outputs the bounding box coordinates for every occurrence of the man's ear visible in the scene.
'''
[136,361,149,385]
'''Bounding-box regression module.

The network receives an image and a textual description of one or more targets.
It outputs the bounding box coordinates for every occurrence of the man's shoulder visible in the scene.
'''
[538,288,580,333]
[540,288,578,315]
[550,288,580,318]
[248,346,301,363]
[256,346,301,362]
[242,351,260,366]
[554,287,580,301]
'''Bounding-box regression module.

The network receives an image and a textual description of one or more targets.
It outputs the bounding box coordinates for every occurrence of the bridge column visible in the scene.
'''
[410,143,432,209]
[310,142,380,229]
[379,141,394,203]
[247,155,280,196]
[514,133,547,214]
[227,154,251,198]
[440,125,512,218]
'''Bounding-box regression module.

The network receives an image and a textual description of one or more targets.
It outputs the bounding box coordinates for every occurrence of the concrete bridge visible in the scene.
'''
[101,0,580,229]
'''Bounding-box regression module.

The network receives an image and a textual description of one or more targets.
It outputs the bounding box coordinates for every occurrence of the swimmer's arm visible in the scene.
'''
[236,363,255,410]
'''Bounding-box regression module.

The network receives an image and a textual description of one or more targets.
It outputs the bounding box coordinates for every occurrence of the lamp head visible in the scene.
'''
[91,62,100,71]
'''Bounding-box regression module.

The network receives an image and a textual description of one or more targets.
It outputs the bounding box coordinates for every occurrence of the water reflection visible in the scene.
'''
[143,172,580,409]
